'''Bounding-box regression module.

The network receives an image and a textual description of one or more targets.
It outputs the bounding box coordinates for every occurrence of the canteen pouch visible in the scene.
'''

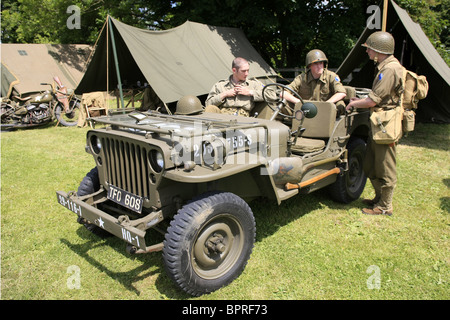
[370,107,402,144]
[402,109,415,133]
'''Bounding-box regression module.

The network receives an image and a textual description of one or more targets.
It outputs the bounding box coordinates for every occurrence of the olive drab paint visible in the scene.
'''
[56,84,371,296]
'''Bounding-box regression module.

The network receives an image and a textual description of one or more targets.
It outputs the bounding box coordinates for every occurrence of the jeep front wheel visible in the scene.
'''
[163,192,256,296]
[76,168,111,238]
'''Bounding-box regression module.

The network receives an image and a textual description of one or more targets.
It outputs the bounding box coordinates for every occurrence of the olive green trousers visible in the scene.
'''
[363,137,397,211]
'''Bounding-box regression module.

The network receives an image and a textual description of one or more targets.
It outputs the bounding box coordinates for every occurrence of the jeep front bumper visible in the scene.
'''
[56,191,147,250]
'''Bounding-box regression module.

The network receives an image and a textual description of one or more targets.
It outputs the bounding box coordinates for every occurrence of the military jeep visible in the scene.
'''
[56,83,370,296]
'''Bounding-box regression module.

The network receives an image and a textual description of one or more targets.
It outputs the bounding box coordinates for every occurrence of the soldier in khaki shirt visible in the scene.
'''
[283,49,347,113]
[346,31,404,216]
[205,57,264,116]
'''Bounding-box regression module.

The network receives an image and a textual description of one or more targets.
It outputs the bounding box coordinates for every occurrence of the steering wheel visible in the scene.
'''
[262,83,305,120]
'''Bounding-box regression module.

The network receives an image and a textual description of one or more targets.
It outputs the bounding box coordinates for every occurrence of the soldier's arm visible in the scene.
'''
[327,92,347,104]
[282,75,303,103]
[327,73,347,104]
[345,97,376,111]
[206,83,235,106]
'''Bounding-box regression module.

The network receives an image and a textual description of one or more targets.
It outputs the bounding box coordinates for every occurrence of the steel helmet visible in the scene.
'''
[305,49,328,68]
[175,95,203,115]
[362,31,395,55]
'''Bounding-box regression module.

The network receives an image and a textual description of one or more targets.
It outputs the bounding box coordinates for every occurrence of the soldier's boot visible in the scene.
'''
[362,179,382,207]
[362,186,394,216]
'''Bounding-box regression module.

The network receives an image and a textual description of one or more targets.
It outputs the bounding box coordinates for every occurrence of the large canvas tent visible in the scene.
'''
[337,0,450,123]
[75,17,277,104]
[1,44,92,97]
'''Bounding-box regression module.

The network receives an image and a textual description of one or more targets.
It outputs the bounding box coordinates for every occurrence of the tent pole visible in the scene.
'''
[108,16,125,108]
[382,0,388,31]
[106,17,109,111]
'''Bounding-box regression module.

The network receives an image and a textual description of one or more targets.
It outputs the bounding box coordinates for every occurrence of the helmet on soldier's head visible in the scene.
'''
[305,49,328,68]
[175,95,203,115]
[362,31,395,55]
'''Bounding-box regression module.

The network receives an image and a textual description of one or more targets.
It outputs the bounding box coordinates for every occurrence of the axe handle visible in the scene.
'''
[285,167,341,190]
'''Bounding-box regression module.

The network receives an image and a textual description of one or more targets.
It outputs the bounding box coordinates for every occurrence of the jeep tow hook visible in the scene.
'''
[77,216,87,225]
[126,242,164,254]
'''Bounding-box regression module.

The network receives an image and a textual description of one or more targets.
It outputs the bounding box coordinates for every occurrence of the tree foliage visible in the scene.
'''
[396,0,449,64]
[148,0,373,68]
[1,0,448,67]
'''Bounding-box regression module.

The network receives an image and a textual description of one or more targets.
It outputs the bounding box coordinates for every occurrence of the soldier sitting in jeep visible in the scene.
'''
[205,57,265,116]
[282,49,347,115]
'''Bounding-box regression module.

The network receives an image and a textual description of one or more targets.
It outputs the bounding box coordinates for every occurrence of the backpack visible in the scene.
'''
[399,68,429,134]
[401,68,429,110]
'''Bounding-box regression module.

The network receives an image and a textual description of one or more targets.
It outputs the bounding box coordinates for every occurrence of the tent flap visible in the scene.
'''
[76,17,277,103]
[1,62,19,98]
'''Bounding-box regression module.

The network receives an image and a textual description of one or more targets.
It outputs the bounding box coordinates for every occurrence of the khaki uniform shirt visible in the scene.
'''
[368,55,404,109]
[205,76,264,112]
[288,69,346,101]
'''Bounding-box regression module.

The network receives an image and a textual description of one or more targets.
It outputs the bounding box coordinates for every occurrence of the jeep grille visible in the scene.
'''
[102,137,150,199]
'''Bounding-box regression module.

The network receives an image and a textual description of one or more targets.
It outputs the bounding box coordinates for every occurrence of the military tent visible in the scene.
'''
[337,0,450,123]
[0,44,92,97]
[1,62,19,98]
[75,17,277,104]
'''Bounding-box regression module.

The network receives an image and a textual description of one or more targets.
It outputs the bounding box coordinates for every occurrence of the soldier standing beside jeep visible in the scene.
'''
[205,57,264,116]
[345,31,404,216]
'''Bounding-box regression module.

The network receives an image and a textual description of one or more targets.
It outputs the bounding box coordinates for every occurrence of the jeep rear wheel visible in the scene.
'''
[163,192,256,296]
[329,137,367,203]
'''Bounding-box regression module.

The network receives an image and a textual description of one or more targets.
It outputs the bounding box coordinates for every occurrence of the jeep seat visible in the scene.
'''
[290,101,336,154]
[291,137,325,153]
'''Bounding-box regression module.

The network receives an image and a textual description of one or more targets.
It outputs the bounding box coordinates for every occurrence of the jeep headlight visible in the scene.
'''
[150,149,164,173]
[202,137,227,167]
[90,135,102,154]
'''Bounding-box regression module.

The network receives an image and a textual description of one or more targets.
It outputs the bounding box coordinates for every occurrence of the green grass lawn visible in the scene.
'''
[1,122,449,300]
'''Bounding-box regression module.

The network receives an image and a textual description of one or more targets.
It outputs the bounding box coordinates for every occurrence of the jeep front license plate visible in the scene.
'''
[107,185,143,213]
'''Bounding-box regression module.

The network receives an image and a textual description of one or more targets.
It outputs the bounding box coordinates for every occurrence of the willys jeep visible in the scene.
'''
[56,83,370,296]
